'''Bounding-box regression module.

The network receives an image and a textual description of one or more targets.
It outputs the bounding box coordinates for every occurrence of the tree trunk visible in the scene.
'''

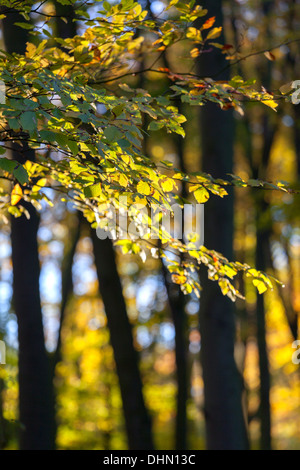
[196,0,249,450]
[252,112,275,450]
[252,0,274,442]
[91,232,154,450]
[255,213,272,450]
[54,0,77,39]
[2,12,55,449]
[162,265,188,450]
[11,203,55,449]
[161,94,189,450]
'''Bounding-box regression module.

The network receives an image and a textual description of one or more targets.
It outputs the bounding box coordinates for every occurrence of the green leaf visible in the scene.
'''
[54,133,69,148]
[14,22,34,30]
[0,157,16,172]
[103,126,123,142]
[13,165,29,185]
[84,183,102,198]
[247,179,262,187]
[103,1,111,11]
[20,111,36,132]
[148,121,164,131]
[8,118,20,130]
[67,140,79,156]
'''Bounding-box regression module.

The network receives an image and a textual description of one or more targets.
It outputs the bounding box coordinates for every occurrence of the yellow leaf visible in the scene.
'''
[194,187,209,203]
[189,183,200,192]
[190,47,200,58]
[206,27,222,40]
[135,196,147,205]
[262,99,278,110]
[11,184,23,206]
[218,279,229,295]
[253,279,268,294]
[186,27,202,42]
[119,174,128,188]
[172,274,187,285]
[32,178,47,192]
[137,181,151,196]
[151,189,161,201]
[122,154,131,165]
[161,178,174,192]
[25,42,36,58]
[173,172,184,180]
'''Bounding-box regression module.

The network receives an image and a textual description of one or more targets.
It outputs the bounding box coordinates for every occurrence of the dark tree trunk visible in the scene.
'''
[196,0,249,450]
[161,95,189,450]
[255,214,272,450]
[90,232,154,450]
[240,111,277,444]
[11,203,55,449]
[2,12,55,449]
[162,265,188,450]
[252,0,274,442]
[54,0,77,39]
[252,113,275,450]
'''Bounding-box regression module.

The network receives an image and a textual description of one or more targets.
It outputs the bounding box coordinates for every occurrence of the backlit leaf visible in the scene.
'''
[137,181,151,196]
[11,184,23,206]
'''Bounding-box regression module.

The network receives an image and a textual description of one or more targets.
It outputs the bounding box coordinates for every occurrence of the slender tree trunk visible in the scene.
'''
[160,95,189,450]
[252,0,274,442]
[162,265,188,450]
[252,113,275,450]
[2,11,55,450]
[170,99,189,451]
[91,232,154,450]
[243,111,275,450]
[196,0,249,449]
[240,112,278,440]
[255,211,272,450]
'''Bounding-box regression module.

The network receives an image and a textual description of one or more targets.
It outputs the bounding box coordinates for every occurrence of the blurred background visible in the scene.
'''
[0,0,299,450]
